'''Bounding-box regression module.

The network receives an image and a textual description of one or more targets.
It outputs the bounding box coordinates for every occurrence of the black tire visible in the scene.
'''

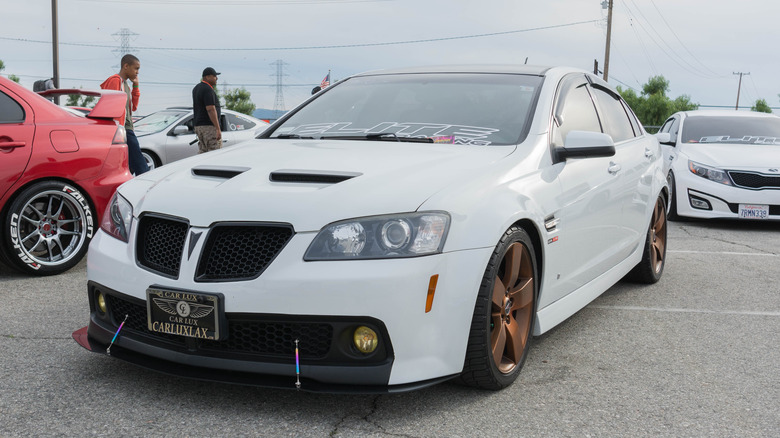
[459,226,537,390]
[1,181,95,276]
[141,150,161,170]
[666,172,679,220]
[626,194,667,284]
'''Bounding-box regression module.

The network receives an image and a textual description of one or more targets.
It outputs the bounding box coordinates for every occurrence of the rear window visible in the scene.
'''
[681,116,780,145]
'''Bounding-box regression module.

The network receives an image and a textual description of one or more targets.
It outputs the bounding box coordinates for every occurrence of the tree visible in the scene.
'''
[751,99,772,113]
[65,88,96,108]
[617,75,698,129]
[223,87,256,116]
[1,60,21,83]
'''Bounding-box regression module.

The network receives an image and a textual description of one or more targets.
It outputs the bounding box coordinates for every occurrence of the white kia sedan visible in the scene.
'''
[656,110,780,220]
[74,65,669,392]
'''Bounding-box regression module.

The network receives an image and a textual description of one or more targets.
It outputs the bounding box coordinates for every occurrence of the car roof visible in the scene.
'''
[352,64,554,77]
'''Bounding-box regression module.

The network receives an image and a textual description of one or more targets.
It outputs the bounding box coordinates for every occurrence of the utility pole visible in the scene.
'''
[112,28,139,68]
[733,72,750,110]
[51,0,59,104]
[602,0,613,81]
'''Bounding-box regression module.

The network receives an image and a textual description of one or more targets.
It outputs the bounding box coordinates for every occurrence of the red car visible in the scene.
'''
[0,77,131,275]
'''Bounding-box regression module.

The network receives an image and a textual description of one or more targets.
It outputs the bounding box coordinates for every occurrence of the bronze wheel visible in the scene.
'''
[626,194,667,284]
[490,242,534,374]
[649,196,667,275]
[460,226,537,390]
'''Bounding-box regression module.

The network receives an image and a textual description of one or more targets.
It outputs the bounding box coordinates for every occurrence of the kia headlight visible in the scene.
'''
[100,192,134,242]
[688,160,732,185]
[304,212,450,260]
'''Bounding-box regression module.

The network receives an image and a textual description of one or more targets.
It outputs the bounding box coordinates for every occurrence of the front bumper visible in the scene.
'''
[79,227,493,392]
[675,174,780,220]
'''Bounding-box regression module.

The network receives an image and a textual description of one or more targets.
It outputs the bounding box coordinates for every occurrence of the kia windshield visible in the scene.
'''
[682,116,780,145]
[267,73,543,146]
[133,109,189,135]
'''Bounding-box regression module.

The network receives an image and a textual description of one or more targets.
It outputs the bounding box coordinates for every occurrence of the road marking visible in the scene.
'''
[590,305,780,317]
[668,250,779,257]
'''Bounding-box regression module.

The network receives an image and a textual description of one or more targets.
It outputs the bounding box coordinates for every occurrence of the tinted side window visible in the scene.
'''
[553,78,602,147]
[0,91,25,123]
[622,100,643,135]
[592,86,635,142]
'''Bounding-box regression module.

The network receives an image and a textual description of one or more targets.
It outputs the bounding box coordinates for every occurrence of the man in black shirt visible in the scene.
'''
[192,67,222,154]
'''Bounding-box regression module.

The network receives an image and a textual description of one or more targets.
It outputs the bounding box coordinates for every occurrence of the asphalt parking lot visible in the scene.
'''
[0,219,778,437]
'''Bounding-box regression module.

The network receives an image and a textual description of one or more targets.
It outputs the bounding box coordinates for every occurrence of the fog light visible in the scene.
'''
[96,292,107,314]
[689,195,712,210]
[353,326,378,354]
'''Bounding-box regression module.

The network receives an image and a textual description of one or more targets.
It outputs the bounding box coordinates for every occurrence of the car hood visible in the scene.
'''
[125,139,515,231]
[681,143,780,171]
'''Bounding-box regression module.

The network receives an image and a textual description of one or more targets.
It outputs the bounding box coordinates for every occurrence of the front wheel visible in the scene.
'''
[141,150,161,170]
[459,226,537,390]
[626,194,667,284]
[1,181,95,275]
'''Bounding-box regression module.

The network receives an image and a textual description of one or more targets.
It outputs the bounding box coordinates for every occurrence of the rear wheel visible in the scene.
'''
[1,181,95,275]
[626,194,667,284]
[459,226,536,390]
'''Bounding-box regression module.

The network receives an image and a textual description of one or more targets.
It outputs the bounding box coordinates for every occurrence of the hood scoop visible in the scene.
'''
[269,170,362,184]
[192,166,250,180]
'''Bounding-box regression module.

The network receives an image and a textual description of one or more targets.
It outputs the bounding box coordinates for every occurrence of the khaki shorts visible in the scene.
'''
[195,125,221,154]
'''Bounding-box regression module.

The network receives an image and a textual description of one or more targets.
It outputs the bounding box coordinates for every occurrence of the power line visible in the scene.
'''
[0,20,601,51]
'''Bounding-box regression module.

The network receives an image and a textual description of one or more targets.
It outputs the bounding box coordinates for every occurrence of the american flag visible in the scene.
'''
[320,71,330,89]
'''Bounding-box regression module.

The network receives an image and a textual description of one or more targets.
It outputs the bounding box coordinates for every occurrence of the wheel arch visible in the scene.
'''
[1,177,97,223]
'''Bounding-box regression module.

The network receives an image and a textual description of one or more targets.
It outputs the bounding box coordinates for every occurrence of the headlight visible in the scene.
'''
[304,212,450,260]
[100,192,133,242]
[688,160,732,185]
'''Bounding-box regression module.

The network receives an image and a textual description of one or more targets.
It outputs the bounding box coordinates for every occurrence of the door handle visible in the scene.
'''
[669,154,675,160]
[0,141,26,152]
[645,148,654,159]
[608,162,621,174]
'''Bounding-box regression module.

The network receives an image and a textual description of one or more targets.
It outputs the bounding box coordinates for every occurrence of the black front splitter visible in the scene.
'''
[72,326,456,394]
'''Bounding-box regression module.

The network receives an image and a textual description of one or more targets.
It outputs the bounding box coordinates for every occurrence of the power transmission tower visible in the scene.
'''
[112,28,139,67]
[733,72,750,110]
[271,59,288,117]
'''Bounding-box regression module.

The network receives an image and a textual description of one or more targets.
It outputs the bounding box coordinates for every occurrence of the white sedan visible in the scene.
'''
[73,65,669,392]
[656,110,780,220]
[133,107,269,169]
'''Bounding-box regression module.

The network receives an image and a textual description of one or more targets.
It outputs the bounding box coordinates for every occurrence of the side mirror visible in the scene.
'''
[556,130,616,160]
[171,125,190,136]
[655,132,673,145]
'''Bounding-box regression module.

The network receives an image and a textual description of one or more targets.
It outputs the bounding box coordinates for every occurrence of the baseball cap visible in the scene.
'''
[202,67,221,77]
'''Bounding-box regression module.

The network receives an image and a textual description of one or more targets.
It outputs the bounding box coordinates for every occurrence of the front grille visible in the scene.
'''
[136,215,189,278]
[105,294,336,360]
[196,224,294,281]
[728,171,780,189]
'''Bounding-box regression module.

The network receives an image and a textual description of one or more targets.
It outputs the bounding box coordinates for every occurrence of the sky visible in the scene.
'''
[1,0,778,117]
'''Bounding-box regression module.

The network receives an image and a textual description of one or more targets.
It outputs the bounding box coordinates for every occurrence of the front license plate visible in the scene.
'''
[738,204,769,219]
[147,287,224,340]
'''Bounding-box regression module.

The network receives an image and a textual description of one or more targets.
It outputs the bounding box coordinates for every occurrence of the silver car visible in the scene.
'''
[134,107,269,169]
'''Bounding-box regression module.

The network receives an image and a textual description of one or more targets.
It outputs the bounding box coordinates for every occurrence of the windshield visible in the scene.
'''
[681,116,780,145]
[133,109,189,134]
[268,73,542,146]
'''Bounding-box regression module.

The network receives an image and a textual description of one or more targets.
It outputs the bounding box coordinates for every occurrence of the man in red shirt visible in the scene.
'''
[100,54,149,175]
